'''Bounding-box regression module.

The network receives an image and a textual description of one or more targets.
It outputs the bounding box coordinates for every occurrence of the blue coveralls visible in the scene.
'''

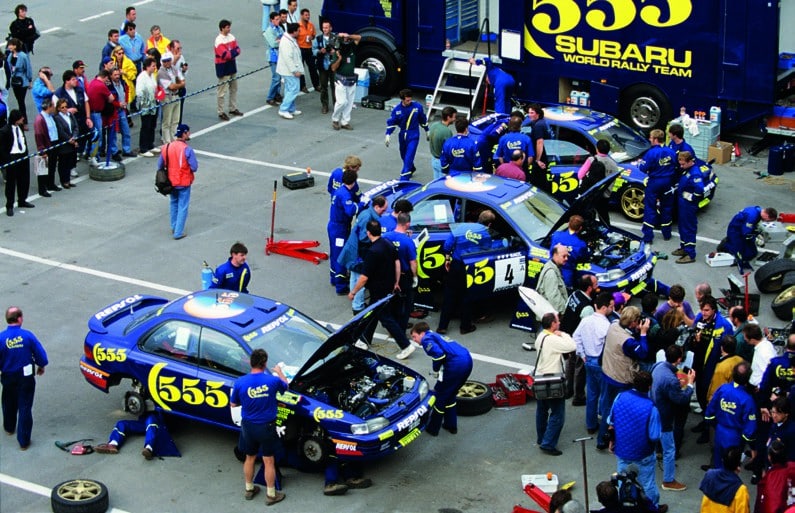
[383,229,417,332]
[0,325,48,449]
[549,229,588,288]
[326,167,360,197]
[639,145,678,243]
[440,134,483,175]
[475,58,516,115]
[420,331,473,435]
[676,161,706,259]
[209,258,251,293]
[723,206,762,269]
[385,101,428,181]
[493,131,533,176]
[692,311,733,410]
[669,140,696,158]
[704,382,756,468]
[106,411,180,457]
[328,185,360,293]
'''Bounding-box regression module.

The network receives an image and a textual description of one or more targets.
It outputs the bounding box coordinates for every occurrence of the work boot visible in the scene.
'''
[671,248,686,257]
[323,482,348,496]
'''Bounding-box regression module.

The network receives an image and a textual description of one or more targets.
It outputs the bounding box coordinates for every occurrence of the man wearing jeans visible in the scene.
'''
[158,124,197,240]
[651,345,695,492]
[263,12,284,106]
[573,291,614,435]
[276,23,302,119]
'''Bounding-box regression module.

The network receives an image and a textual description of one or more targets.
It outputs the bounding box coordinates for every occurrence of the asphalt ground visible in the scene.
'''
[1,1,794,512]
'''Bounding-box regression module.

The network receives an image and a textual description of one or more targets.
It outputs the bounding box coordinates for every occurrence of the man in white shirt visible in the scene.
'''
[0,109,35,216]
[745,323,777,388]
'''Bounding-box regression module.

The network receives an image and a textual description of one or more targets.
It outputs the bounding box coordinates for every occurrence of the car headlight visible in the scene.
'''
[644,244,652,256]
[418,379,429,400]
[596,269,624,283]
[351,417,389,435]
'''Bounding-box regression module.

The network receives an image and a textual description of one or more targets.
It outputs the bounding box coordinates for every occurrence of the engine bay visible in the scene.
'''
[581,219,641,268]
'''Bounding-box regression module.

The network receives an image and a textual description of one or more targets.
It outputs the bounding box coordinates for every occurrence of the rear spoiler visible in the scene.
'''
[88,294,168,334]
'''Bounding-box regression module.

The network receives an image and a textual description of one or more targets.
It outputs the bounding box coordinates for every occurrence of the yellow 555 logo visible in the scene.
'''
[147,362,229,411]
[92,343,127,363]
[313,407,344,422]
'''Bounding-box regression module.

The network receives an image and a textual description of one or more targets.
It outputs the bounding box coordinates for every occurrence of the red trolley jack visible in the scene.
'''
[264,180,329,265]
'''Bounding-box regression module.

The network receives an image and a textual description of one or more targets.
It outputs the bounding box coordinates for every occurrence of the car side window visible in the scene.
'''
[410,196,455,231]
[557,127,596,156]
[142,321,199,364]
[545,139,592,166]
[198,327,250,376]
[462,199,522,249]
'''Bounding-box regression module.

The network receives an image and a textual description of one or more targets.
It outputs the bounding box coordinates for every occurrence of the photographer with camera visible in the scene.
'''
[329,31,361,130]
[313,19,337,114]
[608,371,667,513]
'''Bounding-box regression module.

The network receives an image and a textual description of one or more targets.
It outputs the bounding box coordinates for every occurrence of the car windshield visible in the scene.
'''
[501,188,566,242]
[592,119,649,161]
[245,311,330,380]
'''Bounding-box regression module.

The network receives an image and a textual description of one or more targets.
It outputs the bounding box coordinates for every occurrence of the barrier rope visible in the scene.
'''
[0,63,272,171]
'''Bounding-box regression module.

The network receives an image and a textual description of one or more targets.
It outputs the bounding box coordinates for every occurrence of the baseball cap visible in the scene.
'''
[175,124,190,138]
[72,60,86,69]
[101,56,113,66]
[160,51,173,62]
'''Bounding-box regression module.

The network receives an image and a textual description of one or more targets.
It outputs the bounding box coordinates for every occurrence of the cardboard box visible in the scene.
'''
[708,141,733,164]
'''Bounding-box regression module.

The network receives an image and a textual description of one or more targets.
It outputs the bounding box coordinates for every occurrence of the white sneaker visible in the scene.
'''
[354,340,369,350]
[293,110,302,116]
[279,111,294,119]
[70,169,79,178]
[521,341,536,351]
[151,147,161,154]
[140,151,155,157]
[396,345,416,360]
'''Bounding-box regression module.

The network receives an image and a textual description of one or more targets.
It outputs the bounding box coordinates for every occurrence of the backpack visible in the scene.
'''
[155,144,172,195]
[579,157,606,193]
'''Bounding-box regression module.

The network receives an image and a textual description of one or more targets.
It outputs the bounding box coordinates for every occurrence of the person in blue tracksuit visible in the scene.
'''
[667,123,695,158]
[469,57,515,115]
[704,361,757,469]
[327,169,360,294]
[493,115,533,176]
[385,89,428,181]
[549,214,589,288]
[440,116,483,175]
[638,129,678,244]
[719,206,778,272]
[210,241,251,293]
[672,151,705,264]
[326,154,361,198]
[94,411,180,459]
[410,322,473,436]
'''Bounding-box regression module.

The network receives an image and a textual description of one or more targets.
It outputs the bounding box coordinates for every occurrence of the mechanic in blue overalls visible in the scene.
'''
[671,151,704,265]
[667,123,695,158]
[440,116,483,175]
[328,169,360,294]
[410,322,473,436]
[719,206,778,272]
[326,155,362,198]
[209,241,251,293]
[95,411,180,459]
[638,129,678,245]
[468,57,516,115]
[493,115,534,177]
[385,88,428,181]
[704,361,757,469]
[437,210,500,335]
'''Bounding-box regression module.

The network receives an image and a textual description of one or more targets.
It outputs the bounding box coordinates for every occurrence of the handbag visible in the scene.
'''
[34,155,48,176]
[531,333,567,400]
[154,143,172,195]
[10,75,23,87]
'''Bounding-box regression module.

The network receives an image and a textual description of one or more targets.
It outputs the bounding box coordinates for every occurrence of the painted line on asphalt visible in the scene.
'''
[41,27,61,34]
[0,247,524,370]
[133,0,154,5]
[0,472,133,513]
[80,11,114,22]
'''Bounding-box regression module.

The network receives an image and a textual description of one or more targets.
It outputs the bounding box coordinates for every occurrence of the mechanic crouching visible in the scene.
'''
[410,322,473,436]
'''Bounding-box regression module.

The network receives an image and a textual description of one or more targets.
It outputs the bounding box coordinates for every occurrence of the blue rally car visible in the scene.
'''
[362,173,660,331]
[79,291,433,464]
[470,106,718,221]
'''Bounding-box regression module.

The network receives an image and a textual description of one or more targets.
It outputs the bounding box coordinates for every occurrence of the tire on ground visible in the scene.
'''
[51,478,109,513]
[456,380,493,416]
[754,259,795,293]
[771,279,795,321]
[89,162,126,182]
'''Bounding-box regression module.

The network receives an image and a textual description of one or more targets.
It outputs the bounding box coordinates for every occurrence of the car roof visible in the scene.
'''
[410,173,531,204]
[543,105,616,130]
[165,290,290,335]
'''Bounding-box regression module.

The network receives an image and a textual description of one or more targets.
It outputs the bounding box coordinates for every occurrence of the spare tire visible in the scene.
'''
[51,479,109,513]
[89,162,125,182]
[772,282,795,322]
[754,260,795,293]
[457,380,493,416]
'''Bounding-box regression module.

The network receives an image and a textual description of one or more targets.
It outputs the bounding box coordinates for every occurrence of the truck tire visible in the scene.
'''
[754,259,795,293]
[357,45,399,95]
[456,380,493,416]
[618,185,645,221]
[51,479,109,513]
[771,283,795,321]
[619,84,671,132]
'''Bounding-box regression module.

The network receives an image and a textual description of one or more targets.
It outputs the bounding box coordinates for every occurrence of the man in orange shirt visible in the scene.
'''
[146,25,170,54]
[297,8,318,93]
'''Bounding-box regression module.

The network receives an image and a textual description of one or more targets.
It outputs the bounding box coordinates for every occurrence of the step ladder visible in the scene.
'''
[428,56,487,120]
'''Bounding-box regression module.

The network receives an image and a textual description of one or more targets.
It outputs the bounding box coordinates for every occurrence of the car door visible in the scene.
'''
[196,326,249,428]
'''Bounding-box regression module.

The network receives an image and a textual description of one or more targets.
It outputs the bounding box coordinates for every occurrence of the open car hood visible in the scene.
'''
[291,295,393,385]
[544,172,619,242]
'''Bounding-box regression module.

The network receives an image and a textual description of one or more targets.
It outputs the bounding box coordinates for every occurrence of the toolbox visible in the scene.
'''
[491,373,532,406]
[361,95,389,110]
[282,171,314,190]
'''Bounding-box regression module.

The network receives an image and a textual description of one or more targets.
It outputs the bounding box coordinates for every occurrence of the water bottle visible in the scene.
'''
[201,261,213,290]
[425,94,433,110]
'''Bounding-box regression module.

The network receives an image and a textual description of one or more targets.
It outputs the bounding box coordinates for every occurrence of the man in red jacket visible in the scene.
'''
[158,124,198,240]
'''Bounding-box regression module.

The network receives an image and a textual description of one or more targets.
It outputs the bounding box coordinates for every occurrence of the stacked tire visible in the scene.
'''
[755,259,795,321]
